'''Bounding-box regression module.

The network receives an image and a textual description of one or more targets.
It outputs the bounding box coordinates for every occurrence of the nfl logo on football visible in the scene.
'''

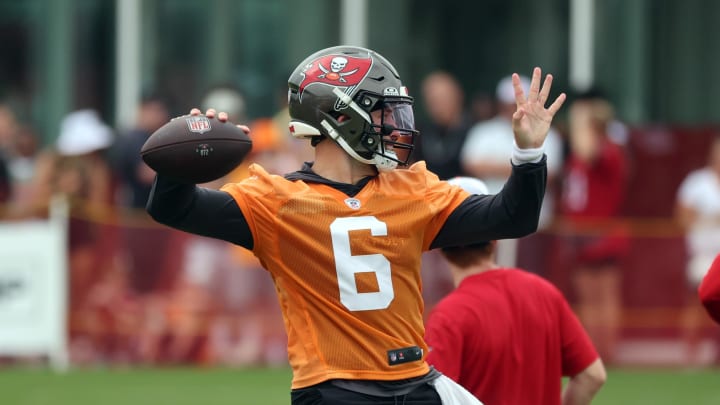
[186,116,212,134]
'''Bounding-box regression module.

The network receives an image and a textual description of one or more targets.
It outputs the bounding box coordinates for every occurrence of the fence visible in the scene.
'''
[1,126,719,368]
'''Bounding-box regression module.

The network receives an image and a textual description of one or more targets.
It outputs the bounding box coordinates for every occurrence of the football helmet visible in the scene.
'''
[288,46,418,171]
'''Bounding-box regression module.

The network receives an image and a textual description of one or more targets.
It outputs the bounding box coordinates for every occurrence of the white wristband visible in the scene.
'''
[511,141,544,165]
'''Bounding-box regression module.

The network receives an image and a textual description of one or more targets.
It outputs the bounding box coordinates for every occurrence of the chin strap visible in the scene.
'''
[310,87,397,171]
[320,118,397,171]
[320,119,375,165]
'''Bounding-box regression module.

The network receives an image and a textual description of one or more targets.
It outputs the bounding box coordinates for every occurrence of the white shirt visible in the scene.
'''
[677,168,720,256]
[461,116,563,228]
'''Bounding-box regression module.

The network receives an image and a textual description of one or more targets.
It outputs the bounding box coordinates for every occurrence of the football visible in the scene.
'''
[141,114,253,184]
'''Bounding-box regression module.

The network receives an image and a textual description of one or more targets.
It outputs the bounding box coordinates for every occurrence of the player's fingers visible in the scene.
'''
[205,108,216,118]
[527,67,541,103]
[546,93,567,116]
[538,74,553,105]
[190,108,201,116]
[237,124,250,134]
[218,111,229,122]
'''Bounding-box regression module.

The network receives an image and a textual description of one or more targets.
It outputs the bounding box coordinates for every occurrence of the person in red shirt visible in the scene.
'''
[557,89,630,364]
[699,253,720,324]
[425,177,606,405]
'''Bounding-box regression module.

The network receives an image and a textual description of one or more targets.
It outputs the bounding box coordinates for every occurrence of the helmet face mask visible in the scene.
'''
[364,99,415,167]
[288,46,418,171]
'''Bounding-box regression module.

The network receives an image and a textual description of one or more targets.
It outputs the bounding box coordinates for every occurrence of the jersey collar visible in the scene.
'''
[284,162,376,197]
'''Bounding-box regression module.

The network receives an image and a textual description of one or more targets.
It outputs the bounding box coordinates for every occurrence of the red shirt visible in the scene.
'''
[699,253,720,324]
[425,269,598,405]
[560,140,628,219]
[559,141,630,262]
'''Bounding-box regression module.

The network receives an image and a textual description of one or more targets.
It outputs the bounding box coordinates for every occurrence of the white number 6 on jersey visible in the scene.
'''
[330,216,394,311]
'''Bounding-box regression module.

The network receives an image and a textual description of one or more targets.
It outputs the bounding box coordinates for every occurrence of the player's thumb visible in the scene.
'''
[512,109,526,132]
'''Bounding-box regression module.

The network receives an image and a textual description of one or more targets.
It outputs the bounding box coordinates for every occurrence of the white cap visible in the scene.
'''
[448,176,490,195]
[201,87,246,121]
[496,74,530,104]
[56,109,114,156]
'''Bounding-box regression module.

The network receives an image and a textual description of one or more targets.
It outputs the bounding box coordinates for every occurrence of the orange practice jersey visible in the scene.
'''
[221,161,469,389]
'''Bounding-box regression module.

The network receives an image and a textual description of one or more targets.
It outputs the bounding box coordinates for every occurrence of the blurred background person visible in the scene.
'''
[461,74,564,270]
[0,103,19,208]
[0,103,42,217]
[111,93,178,297]
[675,134,720,365]
[113,93,170,209]
[19,109,118,361]
[26,107,116,229]
[5,124,41,208]
[413,70,476,306]
[0,103,19,154]
[413,70,473,180]
[556,90,630,365]
[425,177,605,405]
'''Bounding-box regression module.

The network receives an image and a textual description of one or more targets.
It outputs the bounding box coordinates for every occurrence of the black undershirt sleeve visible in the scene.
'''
[430,157,547,249]
[146,175,254,249]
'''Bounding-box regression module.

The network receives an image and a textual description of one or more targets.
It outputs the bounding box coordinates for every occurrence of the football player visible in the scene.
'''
[146,45,565,404]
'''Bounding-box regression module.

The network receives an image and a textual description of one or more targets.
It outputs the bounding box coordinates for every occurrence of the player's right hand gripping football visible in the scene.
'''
[189,108,251,135]
[511,67,566,149]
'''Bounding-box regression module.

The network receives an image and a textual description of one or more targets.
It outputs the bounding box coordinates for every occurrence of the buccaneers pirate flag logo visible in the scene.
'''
[297,53,373,106]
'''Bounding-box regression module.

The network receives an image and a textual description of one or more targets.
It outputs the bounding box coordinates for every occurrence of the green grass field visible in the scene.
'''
[1,366,719,404]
